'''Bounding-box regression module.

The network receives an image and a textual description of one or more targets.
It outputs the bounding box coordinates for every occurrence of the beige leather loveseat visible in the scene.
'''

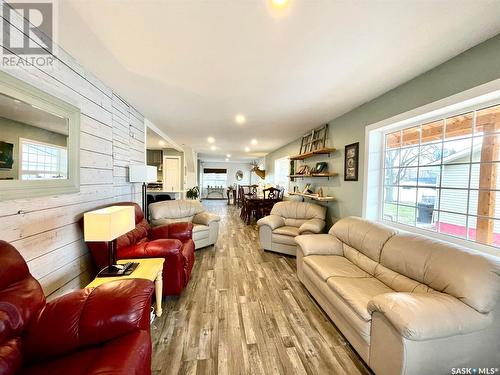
[149,200,220,249]
[295,216,500,375]
[257,201,326,255]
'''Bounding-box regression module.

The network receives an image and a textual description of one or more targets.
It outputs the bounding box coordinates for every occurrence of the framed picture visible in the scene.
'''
[313,162,328,174]
[0,141,13,169]
[344,142,359,181]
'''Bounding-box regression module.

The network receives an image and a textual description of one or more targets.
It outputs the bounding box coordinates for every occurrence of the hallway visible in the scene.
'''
[151,200,370,375]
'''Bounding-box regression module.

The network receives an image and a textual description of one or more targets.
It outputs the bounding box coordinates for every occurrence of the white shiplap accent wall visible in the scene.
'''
[0,4,145,298]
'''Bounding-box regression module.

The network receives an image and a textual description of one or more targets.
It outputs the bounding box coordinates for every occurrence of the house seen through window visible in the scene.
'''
[383,103,500,248]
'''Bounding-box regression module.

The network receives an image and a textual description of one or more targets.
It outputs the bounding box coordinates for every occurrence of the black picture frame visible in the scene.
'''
[0,141,14,169]
[344,142,359,181]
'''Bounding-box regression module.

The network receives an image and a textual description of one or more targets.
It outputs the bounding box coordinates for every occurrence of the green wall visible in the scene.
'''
[265,33,500,226]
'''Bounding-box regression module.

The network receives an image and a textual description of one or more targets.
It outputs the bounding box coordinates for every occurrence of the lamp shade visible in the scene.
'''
[84,206,135,242]
[129,165,157,183]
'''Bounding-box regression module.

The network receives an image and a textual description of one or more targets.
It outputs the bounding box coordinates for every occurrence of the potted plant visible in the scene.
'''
[186,186,200,200]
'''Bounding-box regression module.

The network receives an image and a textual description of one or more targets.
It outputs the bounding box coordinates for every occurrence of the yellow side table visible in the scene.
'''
[87,258,165,317]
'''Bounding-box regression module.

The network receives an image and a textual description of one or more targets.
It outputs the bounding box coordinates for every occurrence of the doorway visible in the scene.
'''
[163,156,181,192]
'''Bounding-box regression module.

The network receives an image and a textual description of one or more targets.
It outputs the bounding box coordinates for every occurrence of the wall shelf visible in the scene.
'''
[290,148,336,161]
[289,172,338,180]
[289,192,336,202]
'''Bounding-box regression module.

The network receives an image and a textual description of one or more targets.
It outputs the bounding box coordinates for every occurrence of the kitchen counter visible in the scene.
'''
[147,190,186,200]
[147,190,186,193]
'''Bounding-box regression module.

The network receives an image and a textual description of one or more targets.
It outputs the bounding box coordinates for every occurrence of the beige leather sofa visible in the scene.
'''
[257,201,326,256]
[149,200,220,249]
[295,216,500,375]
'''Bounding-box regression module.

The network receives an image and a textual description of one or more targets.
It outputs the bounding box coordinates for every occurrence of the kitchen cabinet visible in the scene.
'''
[147,149,163,165]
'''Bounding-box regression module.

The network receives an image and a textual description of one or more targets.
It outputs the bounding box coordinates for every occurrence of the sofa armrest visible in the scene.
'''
[367,292,493,341]
[166,222,193,242]
[299,218,325,234]
[24,279,154,361]
[119,239,183,259]
[295,234,343,256]
[193,212,220,226]
[257,215,285,230]
[148,224,170,240]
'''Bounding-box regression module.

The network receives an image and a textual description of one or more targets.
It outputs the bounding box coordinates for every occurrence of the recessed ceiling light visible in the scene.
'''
[159,140,166,146]
[235,114,246,125]
[211,145,216,151]
[226,154,231,158]
[251,139,258,145]
[225,158,229,162]
[271,0,288,8]
[244,147,250,152]
[207,137,215,143]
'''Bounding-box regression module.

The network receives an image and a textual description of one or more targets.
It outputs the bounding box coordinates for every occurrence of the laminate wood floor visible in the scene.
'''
[151,200,371,375]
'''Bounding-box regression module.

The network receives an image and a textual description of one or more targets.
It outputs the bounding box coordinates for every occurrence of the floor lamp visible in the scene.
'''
[84,205,139,277]
[129,165,157,218]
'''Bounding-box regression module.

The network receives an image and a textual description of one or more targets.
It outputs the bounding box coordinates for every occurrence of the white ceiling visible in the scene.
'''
[58,0,500,161]
[0,93,68,135]
[146,127,174,150]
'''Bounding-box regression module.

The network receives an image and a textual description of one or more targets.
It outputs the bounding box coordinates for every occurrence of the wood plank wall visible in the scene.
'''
[0,3,146,299]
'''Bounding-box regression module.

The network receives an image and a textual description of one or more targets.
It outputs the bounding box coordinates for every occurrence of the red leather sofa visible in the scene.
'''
[81,202,195,296]
[0,240,154,375]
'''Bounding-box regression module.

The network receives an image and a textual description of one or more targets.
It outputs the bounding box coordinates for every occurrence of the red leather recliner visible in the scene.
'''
[0,240,154,375]
[81,202,195,296]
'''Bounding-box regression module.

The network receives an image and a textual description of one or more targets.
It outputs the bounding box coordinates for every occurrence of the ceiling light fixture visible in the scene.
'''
[225,158,229,162]
[244,147,250,152]
[235,114,246,125]
[251,139,258,145]
[159,140,166,146]
[211,145,216,151]
[207,137,215,143]
[271,0,288,8]
[226,154,231,158]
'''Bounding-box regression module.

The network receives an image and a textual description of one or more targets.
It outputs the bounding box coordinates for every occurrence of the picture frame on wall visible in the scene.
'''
[344,142,359,181]
[0,141,14,169]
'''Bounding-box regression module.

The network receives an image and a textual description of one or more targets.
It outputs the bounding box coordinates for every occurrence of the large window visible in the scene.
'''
[202,168,227,187]
[274,156,290,191]
[383,103,500,248]
[19,138,67,180]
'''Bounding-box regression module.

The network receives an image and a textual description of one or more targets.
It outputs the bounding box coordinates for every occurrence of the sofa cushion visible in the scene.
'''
[373,262,433,294]
[273,226,300,237]
[326,276,393,321]
[271,233,297,246]
[381,233,500,313]
[152,216,194,225]
[284,218,308,227]
[330,216,396,262]
[271,201,326,224]
[149,200,204,222]
[304,255,370,281]
[303,264,372,341]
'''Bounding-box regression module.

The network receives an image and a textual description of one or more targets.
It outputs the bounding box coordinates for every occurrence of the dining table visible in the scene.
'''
[240,194,280,224]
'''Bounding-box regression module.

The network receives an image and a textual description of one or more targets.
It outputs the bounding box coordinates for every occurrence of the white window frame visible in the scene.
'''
[363,78,500,256]
[274,156,290,194]
[18,137,68,180]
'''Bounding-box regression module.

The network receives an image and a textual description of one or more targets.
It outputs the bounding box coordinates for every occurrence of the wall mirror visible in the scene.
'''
[0,72,80,200]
